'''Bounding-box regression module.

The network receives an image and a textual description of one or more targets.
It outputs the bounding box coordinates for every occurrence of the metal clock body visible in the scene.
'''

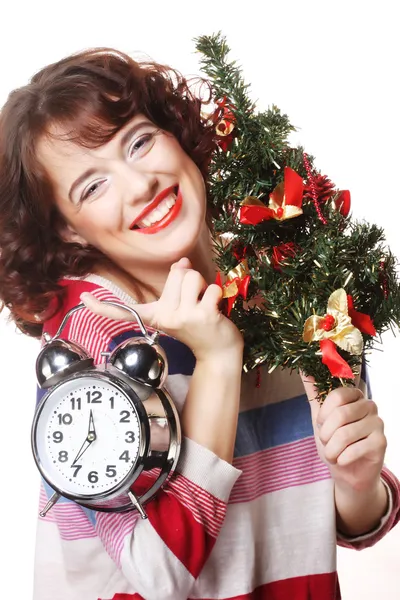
[31,301,181,518]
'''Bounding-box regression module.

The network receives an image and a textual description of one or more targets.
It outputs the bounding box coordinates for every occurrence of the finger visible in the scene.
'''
[180,270,208,307]
[336,430,387,467]
[319,398,375,445]
[170,257,192,270]
[80,293,157,326]
[323,415,382,464]
[200,283,223,312]
[318,386,364,428]
[80,293,133,320]
[159,265,190,309]
[301,371,362,402]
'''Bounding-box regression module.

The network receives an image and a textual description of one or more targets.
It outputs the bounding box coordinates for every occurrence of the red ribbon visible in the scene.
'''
[320,339,354,379]
[271,167,304,209]
[347,295,376,336]
[239,204,274,225]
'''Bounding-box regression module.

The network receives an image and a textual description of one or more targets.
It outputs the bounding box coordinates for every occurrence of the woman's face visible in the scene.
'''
[37,115,207,279]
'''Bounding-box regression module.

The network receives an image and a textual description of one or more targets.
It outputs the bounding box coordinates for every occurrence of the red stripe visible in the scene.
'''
[189,572,341,599]
[230,438,331,503]
[146,487,219,578]
[103,595,144,600]
[103,572,340,600]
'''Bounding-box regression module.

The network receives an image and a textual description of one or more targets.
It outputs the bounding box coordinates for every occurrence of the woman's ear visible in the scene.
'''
[58,222,88,246]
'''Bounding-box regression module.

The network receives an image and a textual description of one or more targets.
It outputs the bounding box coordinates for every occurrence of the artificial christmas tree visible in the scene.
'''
[195,33,400,399]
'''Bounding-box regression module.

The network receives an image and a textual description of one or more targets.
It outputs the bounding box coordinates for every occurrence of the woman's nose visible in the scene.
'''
[120,166,158,208]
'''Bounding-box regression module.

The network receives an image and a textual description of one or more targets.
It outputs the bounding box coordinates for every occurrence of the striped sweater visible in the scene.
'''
[33,276,400,600]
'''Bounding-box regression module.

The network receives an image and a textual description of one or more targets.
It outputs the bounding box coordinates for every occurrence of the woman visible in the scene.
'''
[0,48,399,600]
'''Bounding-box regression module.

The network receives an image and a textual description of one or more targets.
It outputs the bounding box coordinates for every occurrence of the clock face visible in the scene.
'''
[33,373,144,499]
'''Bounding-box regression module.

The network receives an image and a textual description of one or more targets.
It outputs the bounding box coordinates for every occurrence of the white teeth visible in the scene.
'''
[136,192,177,228]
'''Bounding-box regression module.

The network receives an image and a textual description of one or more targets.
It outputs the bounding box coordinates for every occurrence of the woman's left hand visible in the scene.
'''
[303,380,387,492]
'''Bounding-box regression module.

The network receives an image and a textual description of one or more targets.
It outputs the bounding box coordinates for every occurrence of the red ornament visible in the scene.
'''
[271,242,299,272]
[321,314,335,331]
[276,207,284,218]
[379,260,389,300]
[303,174,335,204]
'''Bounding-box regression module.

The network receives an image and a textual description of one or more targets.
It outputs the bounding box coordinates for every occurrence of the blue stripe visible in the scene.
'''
[109,330,196,377]
[361,359,373,399]
[234,393,313,458]
[41,478,97,524]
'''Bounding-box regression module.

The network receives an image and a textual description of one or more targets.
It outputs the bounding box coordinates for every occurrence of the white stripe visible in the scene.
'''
[177,437,242,502]
[120,519,194,600]
[190,478,337,599]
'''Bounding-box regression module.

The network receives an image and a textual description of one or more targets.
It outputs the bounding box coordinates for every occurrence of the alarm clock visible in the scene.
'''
[32,301,181,519]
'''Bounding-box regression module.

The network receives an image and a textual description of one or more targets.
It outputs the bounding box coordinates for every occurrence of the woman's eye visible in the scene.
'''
[129,132,156,158]
[81,180,104,202]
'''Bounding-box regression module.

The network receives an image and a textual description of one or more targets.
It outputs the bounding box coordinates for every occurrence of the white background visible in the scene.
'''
[0,0,399,598]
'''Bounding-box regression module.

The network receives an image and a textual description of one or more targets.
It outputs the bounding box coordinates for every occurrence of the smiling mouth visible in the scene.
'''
[130,185,182,234]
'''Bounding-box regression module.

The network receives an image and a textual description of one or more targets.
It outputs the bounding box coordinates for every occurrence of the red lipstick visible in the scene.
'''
[130,186,182,235]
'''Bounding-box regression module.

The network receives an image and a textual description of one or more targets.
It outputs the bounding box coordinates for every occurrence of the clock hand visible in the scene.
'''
[88,409,96,438]
[71,410,97,465]
[71,438,92,466]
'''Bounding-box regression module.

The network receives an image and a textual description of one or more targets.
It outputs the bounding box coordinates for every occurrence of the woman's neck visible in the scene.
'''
[95,227,218,304]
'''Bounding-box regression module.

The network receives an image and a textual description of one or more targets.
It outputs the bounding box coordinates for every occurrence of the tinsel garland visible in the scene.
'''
[195,33,400,400]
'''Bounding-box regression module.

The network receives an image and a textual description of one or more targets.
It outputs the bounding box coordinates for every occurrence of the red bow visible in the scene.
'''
[215,261,251,316]
[319,295,375,379]
[214,97,236,152]
[239,167,304,225]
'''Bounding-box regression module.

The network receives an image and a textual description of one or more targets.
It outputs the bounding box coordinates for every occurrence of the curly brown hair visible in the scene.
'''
[0,48,216,337]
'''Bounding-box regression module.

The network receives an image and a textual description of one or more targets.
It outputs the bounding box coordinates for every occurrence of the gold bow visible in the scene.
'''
[303,288,363,355]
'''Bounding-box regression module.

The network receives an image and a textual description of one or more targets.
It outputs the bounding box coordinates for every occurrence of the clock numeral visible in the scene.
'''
[52,431,63,443]
[58,450,68,463]
[71,465,82,478]
[119,450,130,463]
[70,397,81,410]
[106,465,117,478]
[88,471,99,483]
[109,396,114,409]
[86,391,102,404]
[125,431,136,443]
[119,410,130,423]
[57,413,73,425]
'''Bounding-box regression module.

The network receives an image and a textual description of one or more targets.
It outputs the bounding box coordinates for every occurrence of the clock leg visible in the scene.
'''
[39,492,61,517]
[128,491,147,519]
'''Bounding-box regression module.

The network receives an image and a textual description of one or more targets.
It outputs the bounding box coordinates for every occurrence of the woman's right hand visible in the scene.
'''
[81,257,243,362]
